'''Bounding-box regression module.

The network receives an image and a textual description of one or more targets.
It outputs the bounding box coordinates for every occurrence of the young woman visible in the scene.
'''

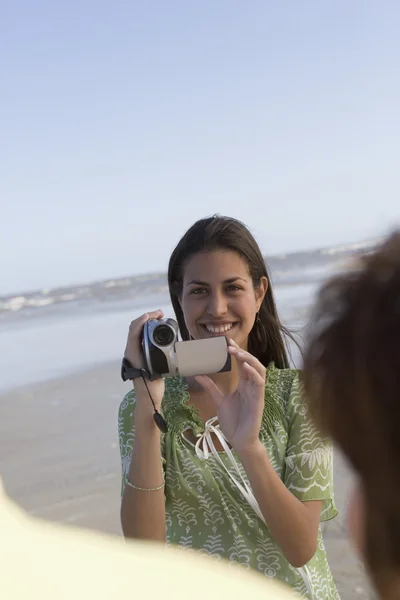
[118,215,339,599]
[301,231,400,600]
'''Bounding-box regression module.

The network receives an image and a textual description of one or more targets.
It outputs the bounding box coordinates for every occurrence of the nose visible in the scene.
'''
[207,291,228,317]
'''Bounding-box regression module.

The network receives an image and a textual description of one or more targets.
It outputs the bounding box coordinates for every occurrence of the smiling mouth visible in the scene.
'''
[202,323,238,335]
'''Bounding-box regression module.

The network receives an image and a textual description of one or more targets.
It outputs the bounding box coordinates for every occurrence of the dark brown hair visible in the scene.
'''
[301,230,400,598]
[167,215,296,369]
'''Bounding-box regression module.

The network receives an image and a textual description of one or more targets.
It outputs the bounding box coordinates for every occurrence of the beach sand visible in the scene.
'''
[0,361,375,599]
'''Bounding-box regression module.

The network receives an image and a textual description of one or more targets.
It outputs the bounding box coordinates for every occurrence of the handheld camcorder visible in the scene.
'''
[141,318,231,380]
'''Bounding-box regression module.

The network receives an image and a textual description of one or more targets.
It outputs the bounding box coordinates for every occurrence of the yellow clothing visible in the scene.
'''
[0,477,299,600]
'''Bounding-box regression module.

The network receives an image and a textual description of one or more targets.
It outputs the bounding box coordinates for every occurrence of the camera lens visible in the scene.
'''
[153,324,175,346]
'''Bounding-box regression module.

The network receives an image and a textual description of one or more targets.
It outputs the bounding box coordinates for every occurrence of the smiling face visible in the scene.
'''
[180,249,268,350]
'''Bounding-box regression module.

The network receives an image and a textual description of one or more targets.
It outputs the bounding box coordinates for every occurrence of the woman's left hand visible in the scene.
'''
[195,339,266,454]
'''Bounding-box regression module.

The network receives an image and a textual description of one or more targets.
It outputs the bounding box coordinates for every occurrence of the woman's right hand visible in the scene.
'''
[124,309,165,411]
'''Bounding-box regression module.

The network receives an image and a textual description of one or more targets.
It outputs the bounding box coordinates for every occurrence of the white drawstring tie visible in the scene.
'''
[191,416,315,599]
[194,416,265,522]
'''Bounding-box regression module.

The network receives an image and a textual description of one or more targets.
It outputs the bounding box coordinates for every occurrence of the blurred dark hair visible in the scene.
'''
[167,215,298,369]
[301,230,400,598]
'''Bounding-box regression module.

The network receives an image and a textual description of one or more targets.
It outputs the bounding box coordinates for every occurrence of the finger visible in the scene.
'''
[242,361,265,386]
[194,375,223,408]
[145,308,164,320]
[231,351,256,381]
[129,309,164,331]
[228,346,266,378]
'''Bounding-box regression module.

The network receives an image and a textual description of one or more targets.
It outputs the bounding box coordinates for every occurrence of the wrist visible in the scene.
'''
[133,379,161,406]
[235,439,266,463]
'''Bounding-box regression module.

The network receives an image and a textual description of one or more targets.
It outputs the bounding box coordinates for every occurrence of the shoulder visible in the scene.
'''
[163,376,188,403]
[118,388,136,429]
[261,364,300,433]
[265,363,300,409]
[266,363,300,390]
[118,388,136,444]
[119,388,136,413]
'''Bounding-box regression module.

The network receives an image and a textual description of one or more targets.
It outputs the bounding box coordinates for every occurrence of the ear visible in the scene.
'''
[255,276,269,311]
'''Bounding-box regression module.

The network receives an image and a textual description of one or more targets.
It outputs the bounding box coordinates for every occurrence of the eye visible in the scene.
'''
[190,287,207,295]
[226,285,242,292]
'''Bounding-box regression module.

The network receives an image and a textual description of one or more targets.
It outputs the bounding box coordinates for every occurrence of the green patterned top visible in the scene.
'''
[118,364,340,599]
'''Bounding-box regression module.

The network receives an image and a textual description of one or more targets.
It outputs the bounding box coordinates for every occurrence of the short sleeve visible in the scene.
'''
[283,373,338,522]
[118,390,137,497]
[118,389,166,498]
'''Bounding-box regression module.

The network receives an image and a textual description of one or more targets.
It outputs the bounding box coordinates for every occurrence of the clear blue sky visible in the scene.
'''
[1,1,399,295]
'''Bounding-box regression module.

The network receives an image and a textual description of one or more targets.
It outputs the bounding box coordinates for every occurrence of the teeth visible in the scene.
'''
[205,323,234,334]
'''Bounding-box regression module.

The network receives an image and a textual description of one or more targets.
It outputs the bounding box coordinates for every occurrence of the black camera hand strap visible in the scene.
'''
[121,357,149,381]
[138,372,169,434]
[121,358,168,433]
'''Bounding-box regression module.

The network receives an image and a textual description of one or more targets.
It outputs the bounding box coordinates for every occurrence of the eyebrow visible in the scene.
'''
[185,277,246,287]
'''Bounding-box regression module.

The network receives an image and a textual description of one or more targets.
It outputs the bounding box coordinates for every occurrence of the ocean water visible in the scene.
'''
[0,239,376,393]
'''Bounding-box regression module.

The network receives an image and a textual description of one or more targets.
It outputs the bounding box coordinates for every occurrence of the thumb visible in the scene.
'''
[194,375,223,409]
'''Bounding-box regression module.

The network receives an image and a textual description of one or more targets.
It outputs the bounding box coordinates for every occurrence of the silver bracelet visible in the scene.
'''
[126,476,165,492]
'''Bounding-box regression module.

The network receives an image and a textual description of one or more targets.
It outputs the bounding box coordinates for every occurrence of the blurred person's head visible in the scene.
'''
[301,231,400,599]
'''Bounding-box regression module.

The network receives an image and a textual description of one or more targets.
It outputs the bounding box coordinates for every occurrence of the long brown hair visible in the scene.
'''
[167,214,297,369]
[301,230,400,598]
